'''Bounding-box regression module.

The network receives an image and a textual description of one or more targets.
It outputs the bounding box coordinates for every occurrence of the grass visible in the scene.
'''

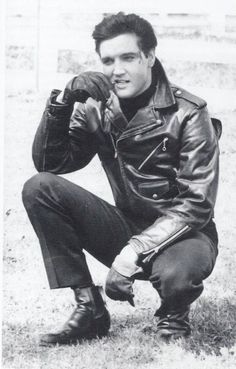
[3,54,236,367]
[2,295,236,368]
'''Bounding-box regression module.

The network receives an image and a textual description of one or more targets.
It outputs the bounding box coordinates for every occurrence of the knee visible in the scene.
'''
[164,271,189,299]
[22,172,57,207]
[151,267,193,299]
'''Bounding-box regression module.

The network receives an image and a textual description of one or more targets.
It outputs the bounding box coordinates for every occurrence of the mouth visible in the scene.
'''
[113,79,130,88]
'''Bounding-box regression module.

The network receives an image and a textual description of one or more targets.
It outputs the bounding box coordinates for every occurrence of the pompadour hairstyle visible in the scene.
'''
[92,12,157,55]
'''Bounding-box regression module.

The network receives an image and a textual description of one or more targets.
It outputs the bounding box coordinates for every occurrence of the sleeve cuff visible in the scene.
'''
[48,89,74,118]
[128,218,190,255]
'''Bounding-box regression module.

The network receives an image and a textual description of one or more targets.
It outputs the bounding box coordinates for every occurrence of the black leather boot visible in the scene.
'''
[40,285,110,345]
[155,305,191,340]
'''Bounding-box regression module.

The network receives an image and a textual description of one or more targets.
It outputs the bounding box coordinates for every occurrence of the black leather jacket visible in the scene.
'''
[33,59,221,255]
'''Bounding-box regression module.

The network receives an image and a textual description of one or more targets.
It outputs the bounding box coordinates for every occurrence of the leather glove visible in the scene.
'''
[62,71,113,105]
[105,246,143,306]
[105,267,135,306]
[104,91,128,132]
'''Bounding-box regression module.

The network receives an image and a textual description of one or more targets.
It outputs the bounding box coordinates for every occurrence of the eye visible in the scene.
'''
[102,58,113,66]
[123,55,135,62]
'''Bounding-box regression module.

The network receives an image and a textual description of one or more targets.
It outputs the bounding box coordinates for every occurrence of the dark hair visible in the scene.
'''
[92,12,157,55]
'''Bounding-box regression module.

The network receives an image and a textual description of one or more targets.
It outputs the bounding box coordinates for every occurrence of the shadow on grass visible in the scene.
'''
[111,297,236,357]
[2,297,235,364]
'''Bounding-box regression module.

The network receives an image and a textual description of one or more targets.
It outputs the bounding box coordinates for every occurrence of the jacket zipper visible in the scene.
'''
[113,121,163,158]
[138,137,168,171]
[118,121,161,142]
[141,225,190,264]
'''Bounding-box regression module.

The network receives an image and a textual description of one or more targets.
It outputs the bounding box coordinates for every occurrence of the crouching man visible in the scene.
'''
[22,12,221,345]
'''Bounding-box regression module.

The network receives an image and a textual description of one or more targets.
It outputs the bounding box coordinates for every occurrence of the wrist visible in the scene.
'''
[112,245,140,278]
[56,91,65,104]
[48,89,74,118]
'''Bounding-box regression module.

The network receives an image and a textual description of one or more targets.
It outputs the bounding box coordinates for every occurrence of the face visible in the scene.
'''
[99,33,155,99]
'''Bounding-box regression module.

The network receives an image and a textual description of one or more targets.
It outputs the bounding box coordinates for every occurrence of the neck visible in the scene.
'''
[119,72,157,121]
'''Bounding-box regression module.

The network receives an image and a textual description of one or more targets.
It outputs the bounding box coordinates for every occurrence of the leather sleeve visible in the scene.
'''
[129,105,220,255]
[32,89,98,173]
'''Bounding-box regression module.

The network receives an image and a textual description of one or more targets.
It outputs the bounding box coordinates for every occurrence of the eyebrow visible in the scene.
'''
[101,51,140,62]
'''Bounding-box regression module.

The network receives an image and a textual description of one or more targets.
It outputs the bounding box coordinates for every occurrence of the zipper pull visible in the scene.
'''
[162,138,168,151]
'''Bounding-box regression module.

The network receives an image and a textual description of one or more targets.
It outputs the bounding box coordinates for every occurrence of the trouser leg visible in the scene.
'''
[22,172,141,289]
[149,231,218,312]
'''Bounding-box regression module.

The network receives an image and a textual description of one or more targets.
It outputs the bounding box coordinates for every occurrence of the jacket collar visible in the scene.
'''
[105,58,176,134]
[151,58,176,109]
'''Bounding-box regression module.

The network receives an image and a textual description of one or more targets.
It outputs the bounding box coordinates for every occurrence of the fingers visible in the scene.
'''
[105,267,135,306]
[105,90,120,112]
[127,296,135,307]
[64,72,112,104]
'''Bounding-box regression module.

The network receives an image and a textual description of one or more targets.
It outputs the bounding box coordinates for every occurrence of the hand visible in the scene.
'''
[105,267,135,306]
[104,91,124,123]
[105,245,143,306]
[62,71,113,105]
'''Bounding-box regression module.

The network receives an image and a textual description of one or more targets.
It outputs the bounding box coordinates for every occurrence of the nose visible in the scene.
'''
[113,60,125,76]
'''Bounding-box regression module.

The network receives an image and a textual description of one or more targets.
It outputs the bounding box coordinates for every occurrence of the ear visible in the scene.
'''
[147,49,155,67]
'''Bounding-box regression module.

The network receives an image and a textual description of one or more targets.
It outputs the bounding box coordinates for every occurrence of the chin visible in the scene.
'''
[115,89,135,99]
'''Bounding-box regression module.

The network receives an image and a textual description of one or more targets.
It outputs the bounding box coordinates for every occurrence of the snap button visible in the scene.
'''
[152,193,158,199]
[176,89,182,95]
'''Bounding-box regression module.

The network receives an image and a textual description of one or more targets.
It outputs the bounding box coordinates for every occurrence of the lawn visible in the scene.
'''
[3,61,236,368]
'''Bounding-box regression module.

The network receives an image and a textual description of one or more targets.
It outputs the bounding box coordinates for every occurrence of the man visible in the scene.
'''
[22,12,221,345]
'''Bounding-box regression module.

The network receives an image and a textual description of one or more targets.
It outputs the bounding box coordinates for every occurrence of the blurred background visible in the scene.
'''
[5,0,236,109]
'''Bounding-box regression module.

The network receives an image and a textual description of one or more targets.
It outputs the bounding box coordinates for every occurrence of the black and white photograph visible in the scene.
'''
[2,0,236,368]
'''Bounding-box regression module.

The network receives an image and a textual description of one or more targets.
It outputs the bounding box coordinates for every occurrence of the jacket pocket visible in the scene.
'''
[138,180,170,200]
[138,138,168,171]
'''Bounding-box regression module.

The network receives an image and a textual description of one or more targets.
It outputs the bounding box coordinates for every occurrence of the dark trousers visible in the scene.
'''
[22,172,218,310]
